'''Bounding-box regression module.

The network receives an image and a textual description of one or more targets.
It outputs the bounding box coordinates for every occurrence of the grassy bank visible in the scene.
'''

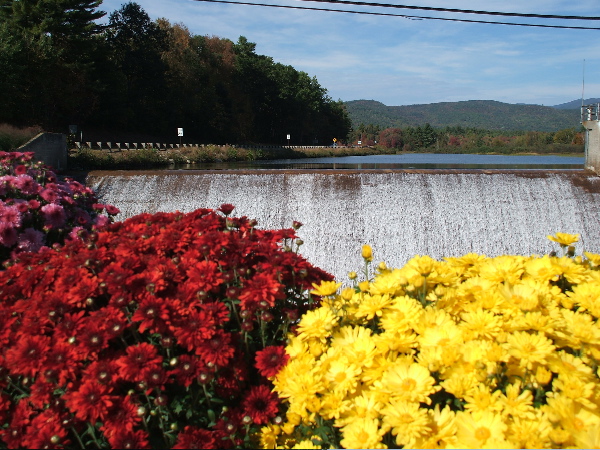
[68,142,585,170]
[67,145,388,170]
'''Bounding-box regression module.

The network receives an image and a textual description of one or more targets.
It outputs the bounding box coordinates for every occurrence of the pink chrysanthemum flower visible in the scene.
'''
[17,228,45,253]
[41,203,66,228]
[0,203,21,227]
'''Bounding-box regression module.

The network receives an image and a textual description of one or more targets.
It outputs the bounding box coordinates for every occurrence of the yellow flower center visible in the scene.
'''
[398,413,414,424]
[401,378,416,391]
[475,427,491,441]
[335,372,347,384]
[357,430,370,444]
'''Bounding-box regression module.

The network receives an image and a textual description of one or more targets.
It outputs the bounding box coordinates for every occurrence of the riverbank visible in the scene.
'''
[68,143,584,170]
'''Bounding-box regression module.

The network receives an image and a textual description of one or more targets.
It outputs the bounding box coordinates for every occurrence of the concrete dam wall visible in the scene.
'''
[87,169,600,279]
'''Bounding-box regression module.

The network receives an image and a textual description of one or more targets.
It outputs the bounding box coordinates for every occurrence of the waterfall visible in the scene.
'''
[87,170,600,279]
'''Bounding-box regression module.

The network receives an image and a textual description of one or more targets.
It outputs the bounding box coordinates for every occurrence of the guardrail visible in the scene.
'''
[582,104,600,122]
[73,142,335,151]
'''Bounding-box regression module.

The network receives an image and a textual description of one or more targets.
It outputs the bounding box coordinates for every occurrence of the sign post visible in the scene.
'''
[333,138,337,147]
[287,134,291,146]
[177,128,183,146]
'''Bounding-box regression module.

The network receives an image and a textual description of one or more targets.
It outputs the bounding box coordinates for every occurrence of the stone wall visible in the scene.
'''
[18,132,67,171]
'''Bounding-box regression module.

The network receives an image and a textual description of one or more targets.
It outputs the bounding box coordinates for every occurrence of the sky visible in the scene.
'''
[97,0,600,107]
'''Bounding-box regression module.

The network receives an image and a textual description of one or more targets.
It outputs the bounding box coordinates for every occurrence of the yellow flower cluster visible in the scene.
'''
[262,234,600,449]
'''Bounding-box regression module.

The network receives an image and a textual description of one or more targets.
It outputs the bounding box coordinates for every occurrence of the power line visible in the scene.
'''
[296,0,600,21]
[192,0,600,30]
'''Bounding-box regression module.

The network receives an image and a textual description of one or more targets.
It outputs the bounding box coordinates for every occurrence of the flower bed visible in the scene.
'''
[266,236,600,449]
[0,207,332,448]
[0,151,118,265]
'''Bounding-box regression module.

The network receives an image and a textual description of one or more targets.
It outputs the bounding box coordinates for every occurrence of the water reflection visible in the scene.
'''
[174,153,584,170]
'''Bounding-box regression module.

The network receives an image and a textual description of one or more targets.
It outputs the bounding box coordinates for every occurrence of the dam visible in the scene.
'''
[87,168,600,279]
[86,105,600,279]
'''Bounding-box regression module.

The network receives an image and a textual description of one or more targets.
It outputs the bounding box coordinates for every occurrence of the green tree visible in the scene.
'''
[0,0,106,128]
[100,2,168,133]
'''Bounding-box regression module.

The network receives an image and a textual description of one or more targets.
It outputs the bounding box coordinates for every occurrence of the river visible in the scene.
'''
[174,153,584,170]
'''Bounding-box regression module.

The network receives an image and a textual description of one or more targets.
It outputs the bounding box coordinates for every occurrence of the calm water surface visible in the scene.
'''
[177,153,584,170]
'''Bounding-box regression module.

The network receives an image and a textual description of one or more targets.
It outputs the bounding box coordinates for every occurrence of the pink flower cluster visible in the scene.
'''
[0,152,119,264]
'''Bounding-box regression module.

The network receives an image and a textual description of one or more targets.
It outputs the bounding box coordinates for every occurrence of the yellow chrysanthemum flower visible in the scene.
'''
[355,293,393,320]
[504,331,555,370]
[381,400,431,447]
[506,411,553,449]
[497,380,536,420]
[291,439,323,449]
[324,356,361,396]
[460,309,503,340]
[260,424,280,449]
[375,361,440,404]
[453,410,508,449]
[310,280,342,297]
[547,350,594,380]
[296,307,338,343]
[547,232,580,246]
[335,390,383,428]
[361,244,373,261]
[552,372,597,409]
[463,384,502,415]
[553,257,590,285]
[340,418,386,449]
[368,269,407,296]
[554,309,600,349]
[567,281,600,319]
[414,405,458,449]
[478,255,525,286]
[379,295,423,333]
[584,251,600,267]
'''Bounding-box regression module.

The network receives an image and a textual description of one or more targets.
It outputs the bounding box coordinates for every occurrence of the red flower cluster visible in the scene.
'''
[0,152,119,265]
[0,206,332,448]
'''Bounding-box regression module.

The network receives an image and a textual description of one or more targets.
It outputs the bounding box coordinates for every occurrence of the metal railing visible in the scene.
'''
[582,104,600,122]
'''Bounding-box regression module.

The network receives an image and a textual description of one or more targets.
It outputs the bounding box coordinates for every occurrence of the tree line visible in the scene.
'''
[349,123,584,153]
[0,1,351,145]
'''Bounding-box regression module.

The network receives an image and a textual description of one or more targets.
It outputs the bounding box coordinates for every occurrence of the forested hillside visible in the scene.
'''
[0,1,351,145]
[344,100,582,132]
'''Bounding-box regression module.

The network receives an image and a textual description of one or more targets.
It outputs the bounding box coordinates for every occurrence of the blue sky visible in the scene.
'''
[97,0,600,107]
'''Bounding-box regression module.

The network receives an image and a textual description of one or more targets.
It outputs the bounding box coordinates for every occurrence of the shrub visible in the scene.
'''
[0,152,119,265]
[0,124,43,152]
[0,207,332,448]
[266,234,600,449]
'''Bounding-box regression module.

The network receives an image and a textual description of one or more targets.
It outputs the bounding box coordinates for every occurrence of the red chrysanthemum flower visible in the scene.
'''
[255,346,289,379]
[116,343,162,382]
[168,354,203,388]
[64,380,114,423]
[197,329,235,367]
[238,272,284,313]
[241,384,279,425]
[4,335,50,377]
[171,310,216,352]
[217,203,235,216]
[172,426,217,449]
[131,295,172,334]
[21,408,69,449]
[105,429,150,450]
[101,396,142,435]
[2,400,33,449]
[185,259,224,293]
[84,359,121,386]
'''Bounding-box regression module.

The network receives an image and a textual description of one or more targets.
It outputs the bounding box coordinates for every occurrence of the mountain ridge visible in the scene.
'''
[343,99,595,132]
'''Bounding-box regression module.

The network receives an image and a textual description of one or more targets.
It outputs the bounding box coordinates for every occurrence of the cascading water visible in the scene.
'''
[87,170,600,279]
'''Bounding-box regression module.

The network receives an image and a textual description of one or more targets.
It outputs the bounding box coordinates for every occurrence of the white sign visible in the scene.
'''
[177,128,183,137]
[358,140,362,145]
[287,134,291,140]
